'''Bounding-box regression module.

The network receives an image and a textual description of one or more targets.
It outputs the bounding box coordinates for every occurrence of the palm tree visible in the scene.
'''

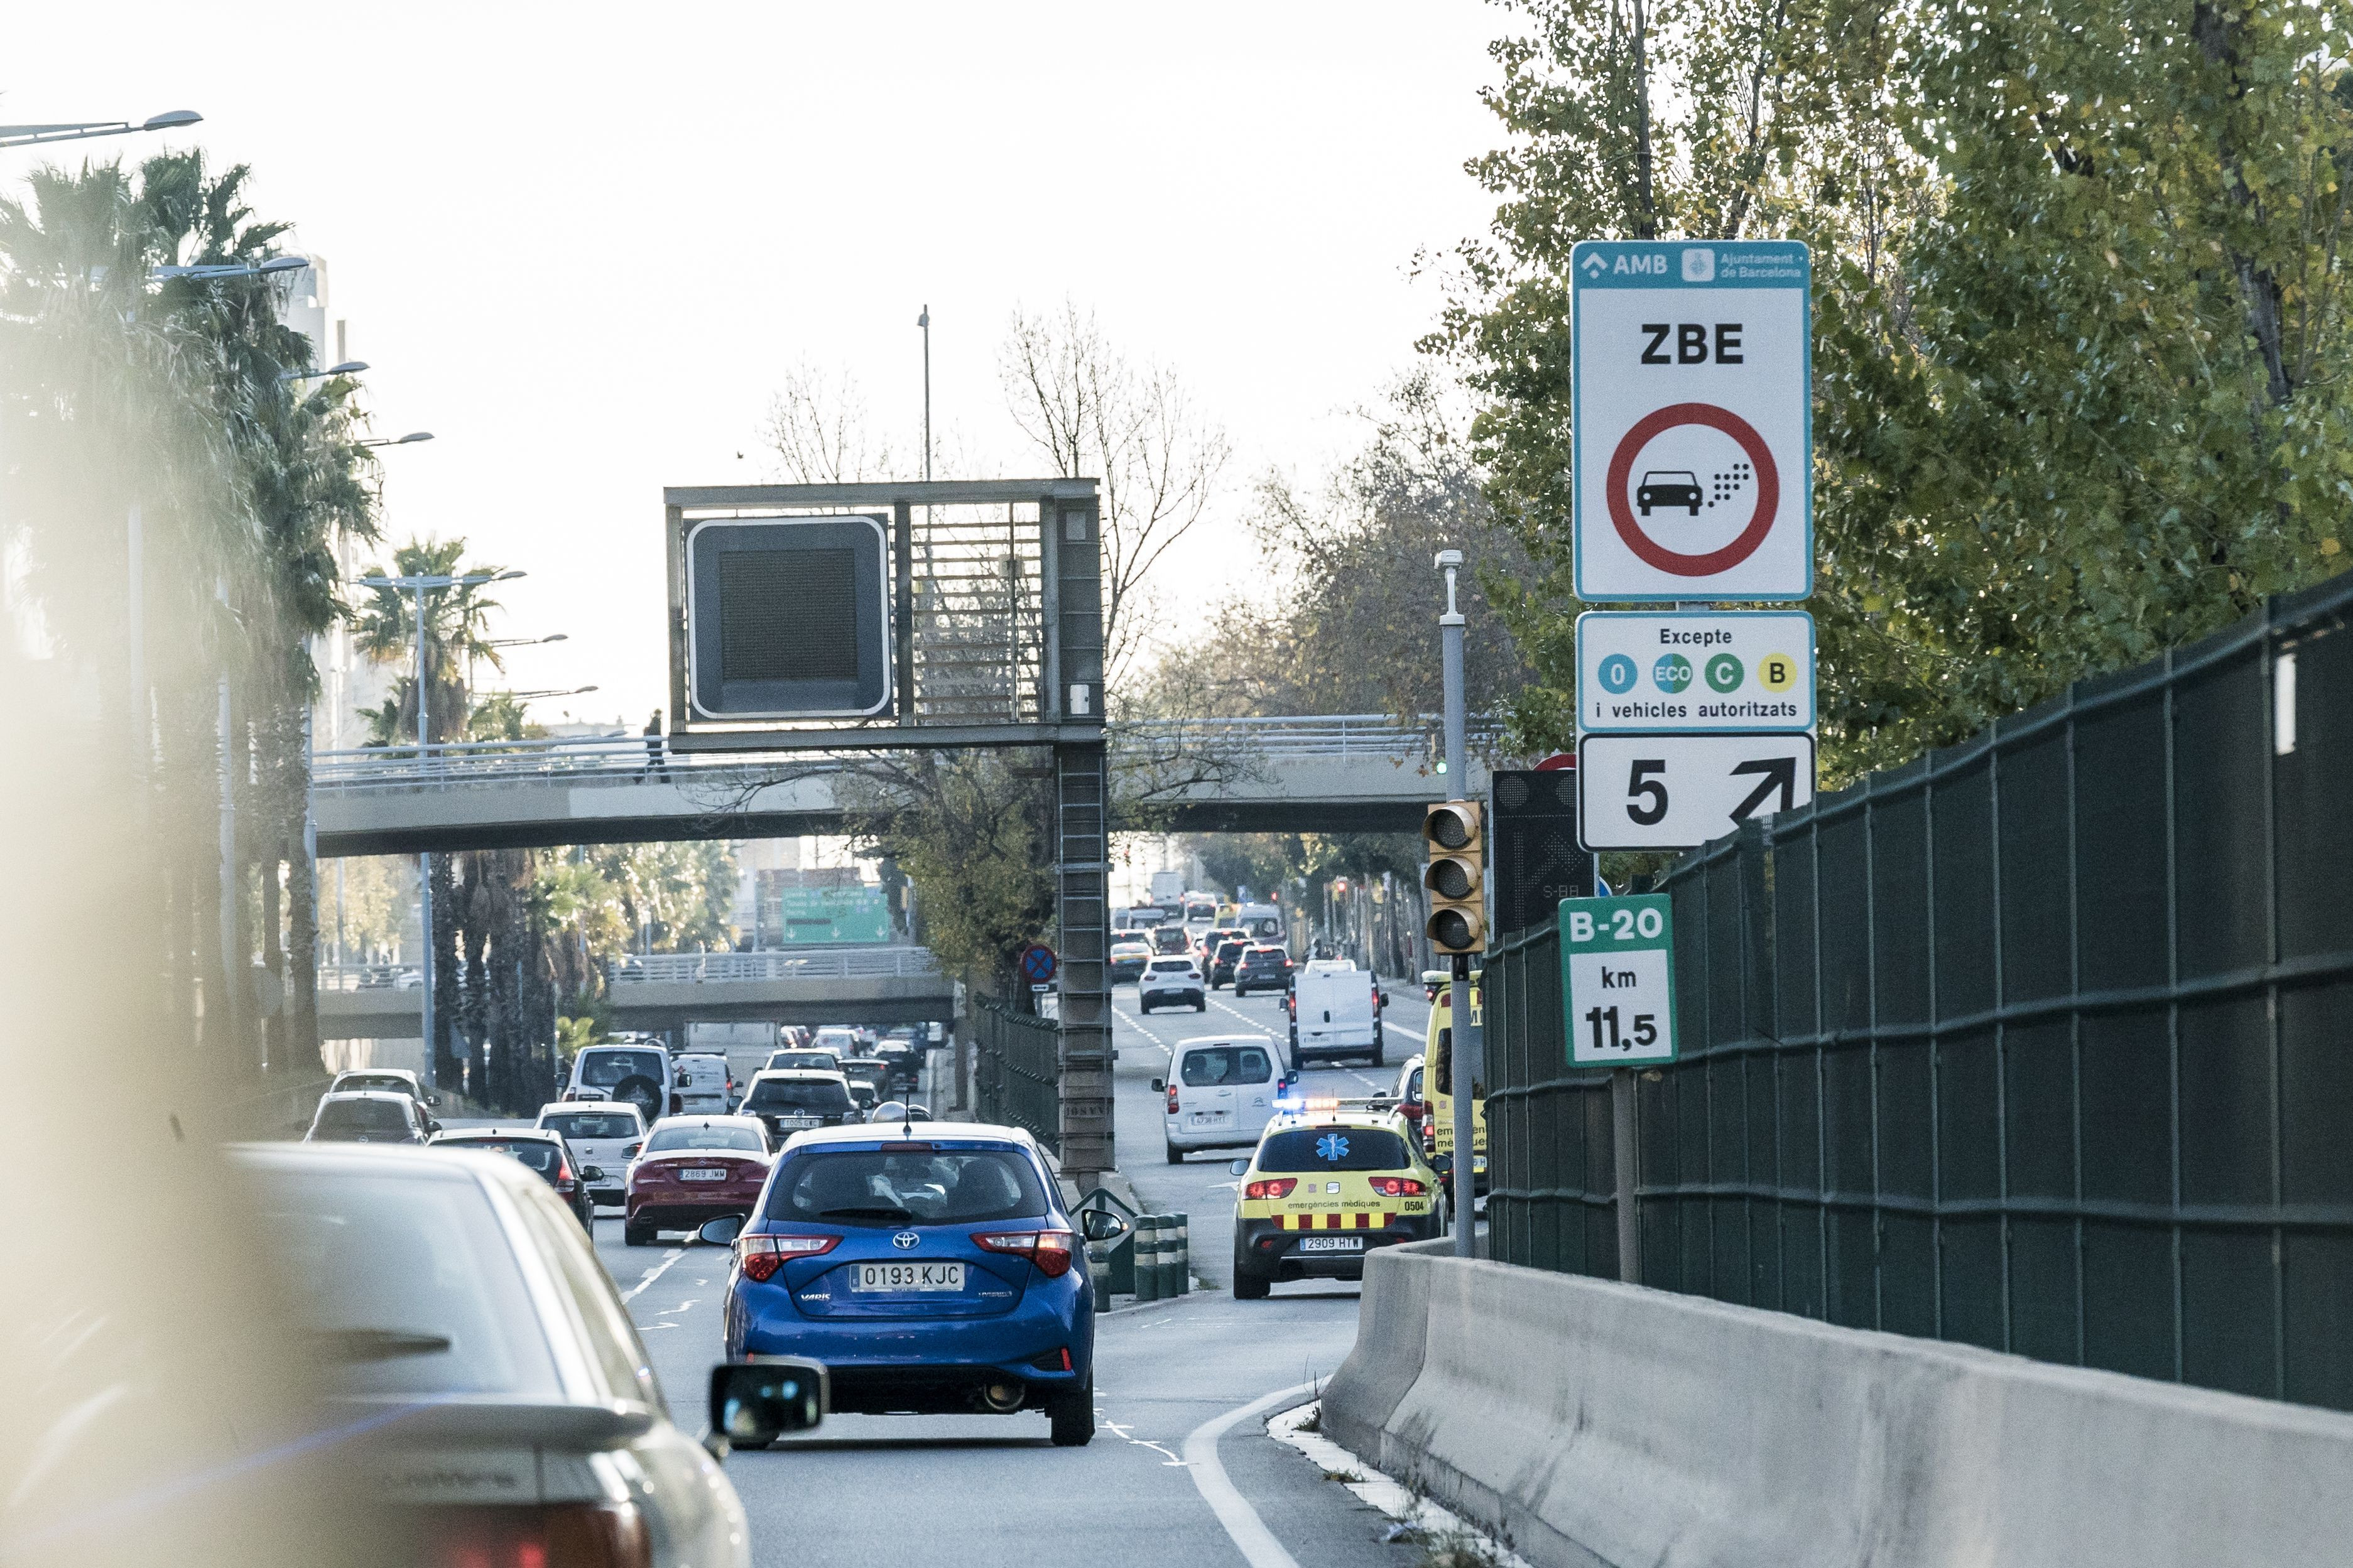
[351,538,510,748]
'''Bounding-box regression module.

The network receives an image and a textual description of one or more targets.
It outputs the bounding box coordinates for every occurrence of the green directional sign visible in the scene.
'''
[1559,894,1678,1066]
[768,885,892,945]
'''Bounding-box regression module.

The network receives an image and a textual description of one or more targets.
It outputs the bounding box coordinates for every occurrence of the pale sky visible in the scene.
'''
[8,3,1509,726]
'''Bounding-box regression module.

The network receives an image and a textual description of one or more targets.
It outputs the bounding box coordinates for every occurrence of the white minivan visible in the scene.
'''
[1153,1035,1290,1163]
[673,1051,734,1114]
[1290,960,1386,1068]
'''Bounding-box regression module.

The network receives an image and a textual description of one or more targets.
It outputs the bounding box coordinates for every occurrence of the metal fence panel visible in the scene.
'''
[973,996,1060,1155]
[1484,572,2353,1412]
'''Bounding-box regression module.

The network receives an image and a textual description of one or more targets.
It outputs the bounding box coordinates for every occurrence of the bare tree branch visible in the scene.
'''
[763,359,902,484]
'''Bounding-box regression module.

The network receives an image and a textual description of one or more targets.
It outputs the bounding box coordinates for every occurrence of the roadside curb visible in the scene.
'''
[1266,1401,1532,1567]
[1096,1282,1216,1319]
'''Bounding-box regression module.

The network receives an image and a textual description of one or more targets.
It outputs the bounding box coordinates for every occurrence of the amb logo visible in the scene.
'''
[1581,251,1668,278]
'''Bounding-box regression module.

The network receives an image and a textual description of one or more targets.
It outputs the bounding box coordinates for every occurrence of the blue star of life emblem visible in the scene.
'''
[1317,1133,1350,1162]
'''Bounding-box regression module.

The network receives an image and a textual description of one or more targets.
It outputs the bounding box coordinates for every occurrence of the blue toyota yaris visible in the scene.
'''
[707,1123,1127,1447]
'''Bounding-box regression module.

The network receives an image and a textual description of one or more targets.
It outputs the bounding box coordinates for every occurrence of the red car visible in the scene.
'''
[623,1114,774,1246]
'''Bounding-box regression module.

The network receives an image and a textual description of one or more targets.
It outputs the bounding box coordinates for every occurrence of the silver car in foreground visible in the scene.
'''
[237,1144,823,1567]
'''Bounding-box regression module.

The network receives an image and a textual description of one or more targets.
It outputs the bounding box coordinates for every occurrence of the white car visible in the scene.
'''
[1291,960,1386,1068]
[1153,1035,1288,1162]
[535,1101,647,1206]
[564,1041,677,1125]
[237,1142,823,1565]
[1138,956,1206,1014]
[326,1067,442,1132]
[673,1051,734,1115]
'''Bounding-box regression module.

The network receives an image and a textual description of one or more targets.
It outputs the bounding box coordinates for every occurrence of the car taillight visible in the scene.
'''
[1244,1177,1298,1200]
[1165,1083,1179,1114]
[737,1233,839,1281]
[1368,1176,1426,1197]
[425,1501,648,1568]
[975,1228,1077,1278]
[555,1160,576,1194]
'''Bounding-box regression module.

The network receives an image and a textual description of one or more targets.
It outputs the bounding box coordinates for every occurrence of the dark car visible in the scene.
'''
[1109,940,1151,983]
[429,1127,597,1229]
[1209,939,1249,990]
[1636,469,1703,516]
[741,1069,861,1143]
[872,1040,920,1093]
[1232,944,1293,997]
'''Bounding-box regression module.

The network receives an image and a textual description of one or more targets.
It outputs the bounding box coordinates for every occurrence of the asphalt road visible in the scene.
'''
[587,970,1438,1567]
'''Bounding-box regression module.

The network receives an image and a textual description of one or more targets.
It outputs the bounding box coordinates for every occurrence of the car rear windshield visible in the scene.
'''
[744,1078,852,1113]
[766,1147,1048,1226]
[444,1138,560,1174]
[1181,1046,1273,1086]
[1258,1126,1413,1173]
[645,1124,766,1153]
[339,1075,411,1095]
[1148,959,1193,974]
[1216,941,1246,960]
[1240,948,1285,965]
[317,1098,411,1133]
[256,1164,562,1398]
[541,1111,637,1140]
[580,1050,661,1088]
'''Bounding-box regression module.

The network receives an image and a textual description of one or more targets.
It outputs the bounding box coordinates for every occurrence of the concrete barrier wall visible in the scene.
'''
[1323,1250,2353,1568]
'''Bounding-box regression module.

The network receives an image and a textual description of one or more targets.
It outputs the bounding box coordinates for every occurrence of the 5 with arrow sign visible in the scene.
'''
[1576,734,1815,850]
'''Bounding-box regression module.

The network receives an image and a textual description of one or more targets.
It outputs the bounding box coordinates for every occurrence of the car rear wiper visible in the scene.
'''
[818,1204,916,1223]
[313,1327,454,1362]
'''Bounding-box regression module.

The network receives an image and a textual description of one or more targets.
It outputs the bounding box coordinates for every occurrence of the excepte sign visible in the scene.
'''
[1571,240,1812,602]
[1576,610,1815,733]
[1560,894,1677,1066]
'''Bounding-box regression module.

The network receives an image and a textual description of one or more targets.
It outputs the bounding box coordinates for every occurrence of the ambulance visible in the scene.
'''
[1426,980,1488,1205]
[1227,1097,1442,1298]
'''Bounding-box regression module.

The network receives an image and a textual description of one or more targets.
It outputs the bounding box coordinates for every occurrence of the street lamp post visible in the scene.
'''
[917,305,932,483]
[353,566,526,1096]
[0,109,200,149]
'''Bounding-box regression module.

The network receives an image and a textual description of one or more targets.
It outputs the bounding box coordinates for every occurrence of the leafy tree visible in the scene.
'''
[351,538,510,747]
[1444,0,2353,779]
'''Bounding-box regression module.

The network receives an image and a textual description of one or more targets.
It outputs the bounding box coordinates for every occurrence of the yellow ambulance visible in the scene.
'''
[1228,1098,1442,1298]
[1426,980,1487,1203]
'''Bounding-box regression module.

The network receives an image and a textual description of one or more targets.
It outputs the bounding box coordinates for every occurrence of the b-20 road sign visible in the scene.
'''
[1560,894,1677,1066]
[1571,239,1811,602]
[1576,609,1814,733]
[1577,732,1816,850]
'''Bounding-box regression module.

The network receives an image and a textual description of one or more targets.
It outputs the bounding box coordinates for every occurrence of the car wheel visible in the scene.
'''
[730,1436,774,1452]
[1369,1039,1384,1068]
[1195,1000,1207,1012]
[624,1219,653,1246]
[1232,1258,1272,1300]
[1047,1376,1095,1447]
[1165,1142,1183,1165]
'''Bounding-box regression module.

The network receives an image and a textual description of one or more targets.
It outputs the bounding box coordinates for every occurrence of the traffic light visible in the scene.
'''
[1422,801,1486,954]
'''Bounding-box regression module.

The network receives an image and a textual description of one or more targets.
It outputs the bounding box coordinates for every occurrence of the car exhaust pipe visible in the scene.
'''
[978,1380,1026,1413]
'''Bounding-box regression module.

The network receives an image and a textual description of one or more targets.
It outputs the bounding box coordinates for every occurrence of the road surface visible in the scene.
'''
[593,973,1437,1566]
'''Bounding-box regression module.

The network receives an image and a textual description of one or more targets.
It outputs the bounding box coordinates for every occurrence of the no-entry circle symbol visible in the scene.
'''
[1606,403,1780,578]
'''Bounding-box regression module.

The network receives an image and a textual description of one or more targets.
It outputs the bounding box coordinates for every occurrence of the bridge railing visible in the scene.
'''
[604,947,942,985]
[312,715,1504,791]
[316,963,425,992]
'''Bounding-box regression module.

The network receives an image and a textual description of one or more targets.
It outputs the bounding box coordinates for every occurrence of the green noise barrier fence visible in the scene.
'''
[974,995,1062,1156]
[1487,570,2353,1412]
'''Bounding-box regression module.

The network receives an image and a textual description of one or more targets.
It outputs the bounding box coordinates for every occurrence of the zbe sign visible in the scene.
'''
[1571,240,1811,602]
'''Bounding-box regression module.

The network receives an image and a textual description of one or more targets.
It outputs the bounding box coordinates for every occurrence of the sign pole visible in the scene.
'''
[1613,1068,1638,1283]
[1438,556,1477,1260]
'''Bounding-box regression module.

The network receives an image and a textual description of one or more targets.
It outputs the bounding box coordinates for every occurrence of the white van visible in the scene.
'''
[533,1101,647,1206]
[1290,961,1386,1068]
[672,1051,733,1115]
[1153,1035,1288,1162]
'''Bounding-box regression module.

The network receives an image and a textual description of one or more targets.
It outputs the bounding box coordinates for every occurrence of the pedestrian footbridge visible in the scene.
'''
[315,946,954,1039]
[309,716,1489,857]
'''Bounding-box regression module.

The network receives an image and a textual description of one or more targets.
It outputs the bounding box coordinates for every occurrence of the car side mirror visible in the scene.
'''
[1229,1159,1250,1176]
[698,1214,744,1246]
[707,1357,826,1456]
[623,1142,642,1157]
[582,1165,605,1183]
[1079,1209,1130,1243]
[426,1093,441,1107]
[1150,1078,1165,1093]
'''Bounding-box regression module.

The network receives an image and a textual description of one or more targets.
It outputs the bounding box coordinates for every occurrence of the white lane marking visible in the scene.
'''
[1182,1380,1320,1568]
[634,1322,681,1331]
[622,1248,688,1302]
[656,1299,700,1315]
[1267,1403,1533,1566]
[1099,1417,1188,1466]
